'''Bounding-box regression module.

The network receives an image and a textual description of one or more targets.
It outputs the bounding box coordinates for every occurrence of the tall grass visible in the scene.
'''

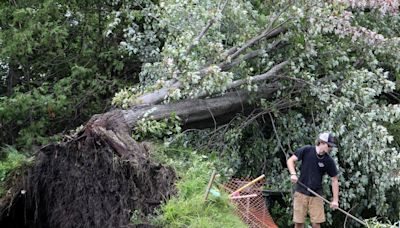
[149,145,247,228]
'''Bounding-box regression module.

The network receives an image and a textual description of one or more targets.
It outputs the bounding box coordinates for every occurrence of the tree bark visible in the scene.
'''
[82,83,280,158]
[125,84,277,125]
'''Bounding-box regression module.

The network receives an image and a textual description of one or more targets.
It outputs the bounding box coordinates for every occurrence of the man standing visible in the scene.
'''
[287,132,340,228]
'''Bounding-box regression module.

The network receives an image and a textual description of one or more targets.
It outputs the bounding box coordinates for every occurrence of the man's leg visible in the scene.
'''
[309,196,325,226]
[293,192,308,227]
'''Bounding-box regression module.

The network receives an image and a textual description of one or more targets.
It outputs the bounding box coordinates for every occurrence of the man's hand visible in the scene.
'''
[330,200,339,209]
[290,174,298,183]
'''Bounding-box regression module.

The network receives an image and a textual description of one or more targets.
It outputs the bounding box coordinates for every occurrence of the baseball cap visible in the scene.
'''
[319,132,337,147]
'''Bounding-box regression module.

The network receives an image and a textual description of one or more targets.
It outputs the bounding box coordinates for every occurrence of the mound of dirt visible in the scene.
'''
[0,134,176,228]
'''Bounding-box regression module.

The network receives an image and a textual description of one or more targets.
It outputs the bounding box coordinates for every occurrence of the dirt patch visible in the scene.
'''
[0,134,176,228]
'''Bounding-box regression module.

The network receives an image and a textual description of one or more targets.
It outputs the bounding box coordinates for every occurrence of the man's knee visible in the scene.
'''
[309,196,325,223]
[295,223,304,228]
[311,223,321,228]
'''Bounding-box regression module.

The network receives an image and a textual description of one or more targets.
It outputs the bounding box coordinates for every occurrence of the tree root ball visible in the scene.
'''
[0,135,176,228]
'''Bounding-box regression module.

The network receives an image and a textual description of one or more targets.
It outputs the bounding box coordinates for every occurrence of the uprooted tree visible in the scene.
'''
[1,0,400,227]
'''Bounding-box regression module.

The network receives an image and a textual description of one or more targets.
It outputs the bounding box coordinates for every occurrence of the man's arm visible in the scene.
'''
[287,155,298,183]
[330,176,339,209]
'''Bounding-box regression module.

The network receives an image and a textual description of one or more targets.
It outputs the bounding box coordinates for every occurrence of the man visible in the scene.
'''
[287,132,340,228]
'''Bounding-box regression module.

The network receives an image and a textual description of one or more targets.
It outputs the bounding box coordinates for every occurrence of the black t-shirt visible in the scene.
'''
[294,145,339,196]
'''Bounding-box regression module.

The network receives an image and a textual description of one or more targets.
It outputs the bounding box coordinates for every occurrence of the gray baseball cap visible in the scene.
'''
[319,132,337,147]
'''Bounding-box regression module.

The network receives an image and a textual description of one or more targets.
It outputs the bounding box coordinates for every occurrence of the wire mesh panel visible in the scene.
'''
[224,178,278,228]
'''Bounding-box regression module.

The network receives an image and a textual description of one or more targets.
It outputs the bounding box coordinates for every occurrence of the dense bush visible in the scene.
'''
[0,0,161,149]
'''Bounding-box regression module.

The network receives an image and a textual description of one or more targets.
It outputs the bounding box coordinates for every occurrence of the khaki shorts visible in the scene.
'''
[293,191,325,224]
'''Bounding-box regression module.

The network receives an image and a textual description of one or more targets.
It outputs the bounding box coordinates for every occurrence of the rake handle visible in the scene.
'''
[297,181,367,227]
[230,174,265,196]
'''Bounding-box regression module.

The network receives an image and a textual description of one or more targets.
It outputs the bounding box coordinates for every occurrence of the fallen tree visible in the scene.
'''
[0,79,292,227]
[0,1,291,226]
[1,0,400,227]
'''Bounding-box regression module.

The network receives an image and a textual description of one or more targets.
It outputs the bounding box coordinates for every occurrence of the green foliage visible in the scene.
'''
[0,146,30,197]
[149,145,246,228]
[365,217,400,228]
[269,1,400,224]
[117,0,400,224]
[268,200,293,227]
[0,88,64,147]
[386,120,400,146]
[0,0,158,149]
[129,209,144,226]
[1,0,400,225]
[156,193,246,228]
[112,0,283,107]
[133,112,182,141]
[160,116,253,177]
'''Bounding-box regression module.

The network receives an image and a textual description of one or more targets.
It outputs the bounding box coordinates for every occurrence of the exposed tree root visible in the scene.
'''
[0,123,176,228]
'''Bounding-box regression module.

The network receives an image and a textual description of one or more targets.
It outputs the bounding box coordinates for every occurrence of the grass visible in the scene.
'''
[148,144,247,228]
[0,145,30,197]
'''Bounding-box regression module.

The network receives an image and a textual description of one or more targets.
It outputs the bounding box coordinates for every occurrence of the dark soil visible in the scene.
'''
[0,134,176,228]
